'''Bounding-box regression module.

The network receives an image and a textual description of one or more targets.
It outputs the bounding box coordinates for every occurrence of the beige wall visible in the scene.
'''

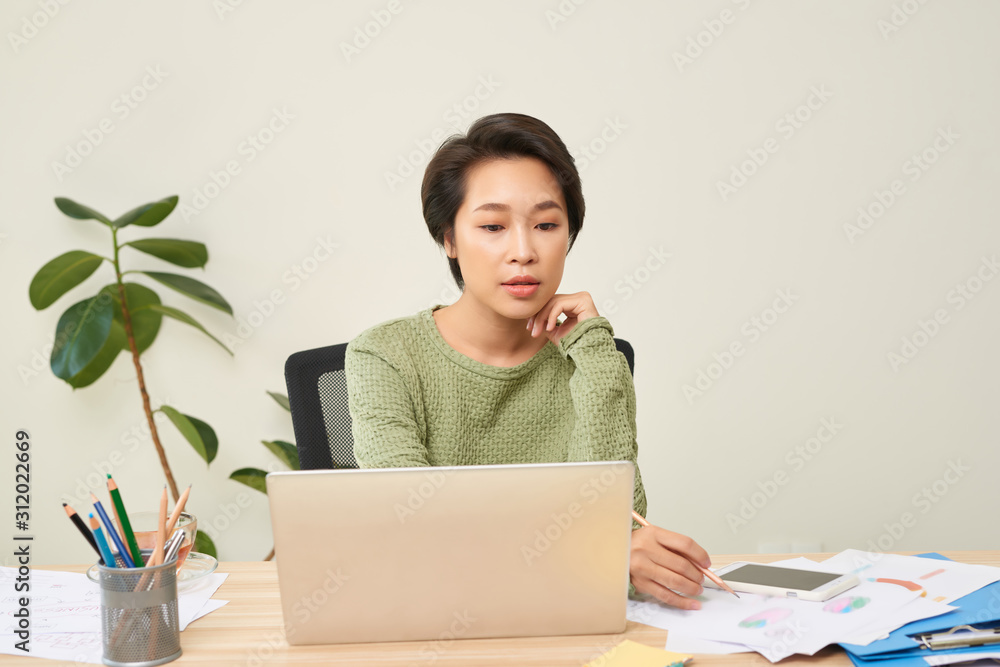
[2,0,998,566]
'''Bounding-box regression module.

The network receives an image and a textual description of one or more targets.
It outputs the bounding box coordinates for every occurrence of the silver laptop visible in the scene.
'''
[266,461,635,645]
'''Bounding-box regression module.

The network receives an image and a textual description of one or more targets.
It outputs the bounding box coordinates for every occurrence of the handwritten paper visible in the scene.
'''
[0,567,228,664]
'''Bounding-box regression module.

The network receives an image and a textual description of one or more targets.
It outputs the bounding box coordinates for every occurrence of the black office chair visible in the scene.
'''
[285,338,635,471]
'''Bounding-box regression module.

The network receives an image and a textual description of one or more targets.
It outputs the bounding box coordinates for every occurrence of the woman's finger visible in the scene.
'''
[655,528,711,569]
[631,574,702,610]
[643,553,704,597]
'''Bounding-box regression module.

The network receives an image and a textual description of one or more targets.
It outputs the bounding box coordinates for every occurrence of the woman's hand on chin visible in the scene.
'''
[527,292,599,345]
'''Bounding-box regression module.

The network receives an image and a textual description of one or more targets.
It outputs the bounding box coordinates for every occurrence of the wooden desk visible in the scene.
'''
[15,551,998,666]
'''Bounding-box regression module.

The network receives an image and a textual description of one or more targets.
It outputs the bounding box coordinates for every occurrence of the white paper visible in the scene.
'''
[924,651,1000,665]
[178,572,228,630]
[189,598,229,624]
[0,566,228,664]
[821,550,1000,605]
[840,595,954,646]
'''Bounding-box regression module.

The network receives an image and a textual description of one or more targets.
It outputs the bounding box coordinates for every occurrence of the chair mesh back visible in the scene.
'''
[317,369,355,468]
[285,338,634,471]
[285,343,359,470]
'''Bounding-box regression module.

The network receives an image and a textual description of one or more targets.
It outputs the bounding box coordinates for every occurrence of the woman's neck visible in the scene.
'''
[432,295,548,367]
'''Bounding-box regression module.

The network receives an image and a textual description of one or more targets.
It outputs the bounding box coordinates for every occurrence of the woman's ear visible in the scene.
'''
[443,230,457,259]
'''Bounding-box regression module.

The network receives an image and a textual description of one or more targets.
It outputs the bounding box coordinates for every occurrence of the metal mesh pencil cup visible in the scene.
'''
[96,549,182,666]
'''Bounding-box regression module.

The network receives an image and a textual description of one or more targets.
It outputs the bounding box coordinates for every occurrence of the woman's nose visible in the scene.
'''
[507,226,537,263]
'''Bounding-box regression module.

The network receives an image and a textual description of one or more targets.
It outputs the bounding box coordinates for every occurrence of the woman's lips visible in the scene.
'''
[502,283,539,297]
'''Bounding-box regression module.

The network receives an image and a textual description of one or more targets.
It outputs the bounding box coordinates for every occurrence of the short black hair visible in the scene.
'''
[421,113,585,289]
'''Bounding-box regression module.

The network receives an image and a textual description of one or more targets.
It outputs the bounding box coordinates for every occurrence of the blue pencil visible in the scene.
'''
[89,513,118,567]
[90,493,134,567]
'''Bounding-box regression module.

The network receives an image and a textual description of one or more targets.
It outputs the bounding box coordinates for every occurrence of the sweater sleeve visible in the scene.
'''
[557,316,648,529]
[344,340,430,469]
[557,317,648,597]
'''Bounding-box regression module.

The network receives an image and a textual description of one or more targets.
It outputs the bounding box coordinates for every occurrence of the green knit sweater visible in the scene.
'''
[345,306,647,527]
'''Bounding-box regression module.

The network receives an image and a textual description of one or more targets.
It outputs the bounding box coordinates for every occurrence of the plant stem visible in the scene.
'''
[112,228,181,503]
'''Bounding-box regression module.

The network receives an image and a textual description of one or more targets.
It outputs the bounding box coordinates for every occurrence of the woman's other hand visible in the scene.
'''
[629,524,712,610]
[527,291,599,344]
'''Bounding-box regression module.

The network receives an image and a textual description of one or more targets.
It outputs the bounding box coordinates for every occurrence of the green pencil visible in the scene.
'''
[107,474,144,566]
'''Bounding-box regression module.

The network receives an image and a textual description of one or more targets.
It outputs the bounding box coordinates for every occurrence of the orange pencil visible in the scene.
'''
[150,485,168,567]
[164,484,191,538]
[632,510,740,599]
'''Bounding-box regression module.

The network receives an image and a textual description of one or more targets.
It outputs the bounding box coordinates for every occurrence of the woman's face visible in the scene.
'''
[446,157,570,322]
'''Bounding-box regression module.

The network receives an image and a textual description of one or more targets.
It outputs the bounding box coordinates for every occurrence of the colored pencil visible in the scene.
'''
[63,503,103,564]
[107,475,145,567]
[150,485,168,567]
[164,484,191,539]
[91,493,135,568]
[631,510,740,599]
[89,513,117,567]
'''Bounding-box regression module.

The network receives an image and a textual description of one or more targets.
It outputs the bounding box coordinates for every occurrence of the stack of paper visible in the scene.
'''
[0,567,228,664]
[626,551,1000,663]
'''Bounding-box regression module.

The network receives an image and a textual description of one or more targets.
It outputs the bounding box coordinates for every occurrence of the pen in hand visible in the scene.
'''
[631,510,740,599]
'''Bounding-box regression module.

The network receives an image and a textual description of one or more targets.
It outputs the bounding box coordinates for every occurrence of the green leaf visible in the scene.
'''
[144,304,233,355]
[103,283,163,354]
[160,406,218,464]
[111,195,179,228]
[51,294,115,381]
[54,197,112,226]
[67,319,126,389]
[262,440,299,470]
[267,391,290,412]
[230,467,268,494]
[139,271,232,314]
[125,239,208,268]
[29,251,105,310]
[188,414,219,464]
[194,531,217,559]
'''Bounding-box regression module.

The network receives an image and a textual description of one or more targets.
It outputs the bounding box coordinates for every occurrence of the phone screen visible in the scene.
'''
[720,564,842,591]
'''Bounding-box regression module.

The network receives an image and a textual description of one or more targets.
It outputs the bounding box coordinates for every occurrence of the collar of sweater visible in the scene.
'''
[422,306,559,380]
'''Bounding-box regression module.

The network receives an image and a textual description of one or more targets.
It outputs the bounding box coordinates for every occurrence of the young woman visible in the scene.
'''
[345,112,711,610]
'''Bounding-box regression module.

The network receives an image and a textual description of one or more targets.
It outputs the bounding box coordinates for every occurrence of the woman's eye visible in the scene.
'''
[538,223,558,230]
[481,224,503,232]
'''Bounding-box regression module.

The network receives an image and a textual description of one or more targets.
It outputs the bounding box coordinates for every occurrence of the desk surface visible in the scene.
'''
[14,551,999,666]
